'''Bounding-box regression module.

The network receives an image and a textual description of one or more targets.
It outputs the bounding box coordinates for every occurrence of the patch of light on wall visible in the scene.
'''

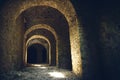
[48,72,65,78]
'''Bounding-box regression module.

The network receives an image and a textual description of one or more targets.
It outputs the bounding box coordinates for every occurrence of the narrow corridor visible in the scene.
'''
[0,65,80,80]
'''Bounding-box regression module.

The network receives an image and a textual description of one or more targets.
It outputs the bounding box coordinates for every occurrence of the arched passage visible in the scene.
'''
[24,24,57,66]
[22,6,72,70]
[27,43,47,64]
[25,35,51,66]
[0,0,82,75]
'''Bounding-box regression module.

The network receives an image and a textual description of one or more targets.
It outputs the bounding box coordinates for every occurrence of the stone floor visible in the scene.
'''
[0,65,80,80]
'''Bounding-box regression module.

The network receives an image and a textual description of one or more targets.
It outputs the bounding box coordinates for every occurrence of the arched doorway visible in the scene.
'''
[27,43,47,64]
[0,0,82,75]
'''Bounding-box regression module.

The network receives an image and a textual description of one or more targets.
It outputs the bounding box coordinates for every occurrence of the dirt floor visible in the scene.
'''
[0,65,80,80]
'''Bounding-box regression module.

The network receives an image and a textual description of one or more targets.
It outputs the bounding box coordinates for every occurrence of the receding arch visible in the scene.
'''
[20,6,73,70]
[24,35,52,66]
[27,43,47,64]
[1,0,82,75]
[27,39,48,48]
[27,38,49,65]
[24,24,58,43]
[24,24,58,66]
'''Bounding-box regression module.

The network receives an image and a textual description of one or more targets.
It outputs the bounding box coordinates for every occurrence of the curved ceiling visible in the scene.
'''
[0,0,81,75]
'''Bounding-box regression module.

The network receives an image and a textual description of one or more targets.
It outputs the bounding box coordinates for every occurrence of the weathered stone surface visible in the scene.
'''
[0,66,80,80]
[0,0,81,77]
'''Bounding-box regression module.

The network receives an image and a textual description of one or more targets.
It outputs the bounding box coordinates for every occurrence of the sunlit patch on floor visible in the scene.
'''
[39,66,47,69]
[32,64,42,67]
[27,64,49,67]
[48,71,65,78]
[1,66,80,80]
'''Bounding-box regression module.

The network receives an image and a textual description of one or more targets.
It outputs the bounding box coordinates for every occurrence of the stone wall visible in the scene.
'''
[0,0,81,76]
[72,0,120,80]
[99,1,120,80]
[71,0,103,80]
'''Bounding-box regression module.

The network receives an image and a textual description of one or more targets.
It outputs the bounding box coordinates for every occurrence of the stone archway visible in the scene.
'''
[27,43,47,64]
[0,0,82,75]
[26,35,51,66]
[24,25,57,66]
[22,6,72,70]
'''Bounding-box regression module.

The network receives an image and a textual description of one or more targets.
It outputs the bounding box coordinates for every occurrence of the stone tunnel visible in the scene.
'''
[1,0,120,80]
[0,0,81,80]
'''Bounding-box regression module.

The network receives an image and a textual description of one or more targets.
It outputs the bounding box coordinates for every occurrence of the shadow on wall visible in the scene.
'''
[71,0,103,80]
[72,0,120,80]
